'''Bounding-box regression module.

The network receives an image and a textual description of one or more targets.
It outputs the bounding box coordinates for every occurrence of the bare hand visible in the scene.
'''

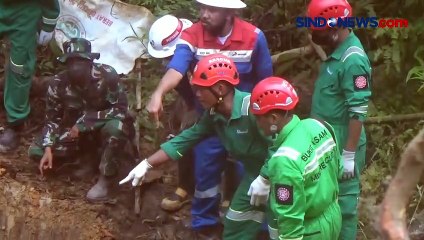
[69,125,79,138]
[146,93,163,128]
[39,147,53,176]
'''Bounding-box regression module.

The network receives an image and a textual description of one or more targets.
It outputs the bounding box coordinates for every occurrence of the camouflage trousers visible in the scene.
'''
[28,119,135,177]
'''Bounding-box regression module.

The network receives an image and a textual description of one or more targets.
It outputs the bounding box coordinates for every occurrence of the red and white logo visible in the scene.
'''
[355,75,367,89]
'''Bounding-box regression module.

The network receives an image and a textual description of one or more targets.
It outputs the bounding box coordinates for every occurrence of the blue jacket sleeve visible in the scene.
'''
[252,30,273,84]
[167,44,195,75]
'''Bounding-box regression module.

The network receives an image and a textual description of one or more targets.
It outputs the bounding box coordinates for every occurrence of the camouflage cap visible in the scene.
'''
[57,38,100,63]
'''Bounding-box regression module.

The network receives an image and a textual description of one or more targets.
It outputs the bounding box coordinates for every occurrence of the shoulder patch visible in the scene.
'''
[275,184,293,205]
[353,74,369,91]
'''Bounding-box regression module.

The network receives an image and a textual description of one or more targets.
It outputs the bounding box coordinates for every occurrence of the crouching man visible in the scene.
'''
[28,38,134,202]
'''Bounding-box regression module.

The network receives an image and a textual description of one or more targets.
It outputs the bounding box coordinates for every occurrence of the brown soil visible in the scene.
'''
[0,116,194,240]
[0,79,194,240]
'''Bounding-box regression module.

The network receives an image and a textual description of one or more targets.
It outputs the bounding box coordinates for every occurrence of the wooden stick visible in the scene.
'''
[134,58,143,215]
[365,113,424,124]
[136,59,143,111]
[271,45,314,64]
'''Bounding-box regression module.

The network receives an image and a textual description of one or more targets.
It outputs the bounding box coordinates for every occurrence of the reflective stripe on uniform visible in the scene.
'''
[304,138,336,175]
[268,225,279,239]
[9,57,24,75]
[225,207,265,223]
[194,185,220,198]
[241,95,251,116]
[195,49,253,63]
[42,16,58,25]
[272,146,300,160]
[280,236,303,240]
[117,120,123,131]
[341,46,365,62]
[349,105,368,114]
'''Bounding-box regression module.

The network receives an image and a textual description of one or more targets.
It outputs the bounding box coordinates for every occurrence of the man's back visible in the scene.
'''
[268,118,342,218]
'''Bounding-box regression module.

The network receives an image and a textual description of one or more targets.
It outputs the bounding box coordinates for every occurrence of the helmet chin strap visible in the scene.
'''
[208,87,233,109]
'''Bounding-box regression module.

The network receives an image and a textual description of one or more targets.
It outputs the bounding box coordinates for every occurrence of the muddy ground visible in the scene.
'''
[0,83,199,240]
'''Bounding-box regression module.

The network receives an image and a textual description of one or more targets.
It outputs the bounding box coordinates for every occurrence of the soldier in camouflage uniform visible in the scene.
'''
[28,38,134,202]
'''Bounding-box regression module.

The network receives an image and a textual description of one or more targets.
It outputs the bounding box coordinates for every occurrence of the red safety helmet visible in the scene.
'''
[191,53,240,87]
[307,0,352,30]
[250,77,299,115]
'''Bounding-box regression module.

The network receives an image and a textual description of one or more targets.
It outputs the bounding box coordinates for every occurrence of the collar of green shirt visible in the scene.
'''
[272,114,301,148]
[210,89,250,123]
[328,30,355,61]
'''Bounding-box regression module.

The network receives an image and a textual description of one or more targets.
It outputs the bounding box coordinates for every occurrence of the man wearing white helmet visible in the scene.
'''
[148,15,196,115]
[146,0,273,238]
[148,15,197,212]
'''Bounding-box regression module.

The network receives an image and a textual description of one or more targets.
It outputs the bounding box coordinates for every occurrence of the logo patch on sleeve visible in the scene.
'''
[275,184,293,205]
[353,74,369,91]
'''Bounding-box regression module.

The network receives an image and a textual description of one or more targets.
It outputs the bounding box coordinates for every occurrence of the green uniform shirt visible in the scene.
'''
[161,89,272,174]
[268,115,343,240]
[311,31,372,147]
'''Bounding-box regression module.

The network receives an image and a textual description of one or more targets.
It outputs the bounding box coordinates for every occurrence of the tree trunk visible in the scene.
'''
[380,128,424,240]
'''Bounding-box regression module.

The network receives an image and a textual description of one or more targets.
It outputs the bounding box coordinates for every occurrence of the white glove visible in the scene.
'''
[119,159,153,187]
[342,150,355,180]
[37,30,54,46]
[247,175,270,206]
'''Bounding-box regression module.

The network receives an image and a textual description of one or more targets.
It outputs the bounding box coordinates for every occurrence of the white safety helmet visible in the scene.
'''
[196,0,246,9]
[148,15,193,58]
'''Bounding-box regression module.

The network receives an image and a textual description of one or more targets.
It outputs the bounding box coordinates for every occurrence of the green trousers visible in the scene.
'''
[302,201,342,239]
[223,173,275,240]
[331,124,367,240]
[338,143,366,240]
[0,2,41,125]
[28,119,129,177]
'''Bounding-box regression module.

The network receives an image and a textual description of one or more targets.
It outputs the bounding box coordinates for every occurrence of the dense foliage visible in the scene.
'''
[4,0,419,238]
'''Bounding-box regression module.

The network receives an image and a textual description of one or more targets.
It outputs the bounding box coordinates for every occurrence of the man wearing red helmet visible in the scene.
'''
[145,0,273,233]
[120,54,274,240]
[307,0,372,239]
[250,76,343,240]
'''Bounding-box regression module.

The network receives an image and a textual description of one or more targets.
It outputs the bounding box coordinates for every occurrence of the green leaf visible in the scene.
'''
[406,66,424,83]
[413,46,424,66]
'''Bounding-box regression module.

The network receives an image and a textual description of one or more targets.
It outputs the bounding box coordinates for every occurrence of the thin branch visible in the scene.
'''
[365,113,424,124]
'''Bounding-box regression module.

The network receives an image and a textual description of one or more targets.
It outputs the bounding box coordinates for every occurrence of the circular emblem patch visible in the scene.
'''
[277,187,290,201]
[355,75,367,89]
